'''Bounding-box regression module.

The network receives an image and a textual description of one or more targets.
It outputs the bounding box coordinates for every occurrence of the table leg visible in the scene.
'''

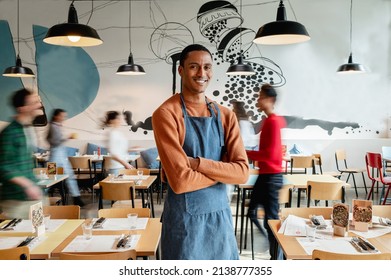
[149,187,155,218]
[297,188,302,207]
[239,189,246,253]
[235,185,240,236]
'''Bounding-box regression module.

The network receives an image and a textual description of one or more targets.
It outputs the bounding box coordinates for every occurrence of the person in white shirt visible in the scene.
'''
[103,111,134,175]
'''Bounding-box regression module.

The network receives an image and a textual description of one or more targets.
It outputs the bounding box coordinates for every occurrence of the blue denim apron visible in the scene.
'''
[161,94,239,260]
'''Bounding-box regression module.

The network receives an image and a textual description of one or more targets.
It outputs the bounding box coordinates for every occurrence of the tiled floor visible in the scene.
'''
[76,181,382,260]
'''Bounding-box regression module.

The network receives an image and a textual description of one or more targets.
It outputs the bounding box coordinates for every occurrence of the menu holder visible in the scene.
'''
[29,202,45,236]
[332,203,349,237]
[352,199,372,232]
[47,162,57,175]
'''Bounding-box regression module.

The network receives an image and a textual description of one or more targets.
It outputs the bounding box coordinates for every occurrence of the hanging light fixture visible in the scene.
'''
[43,0,102,47]
[337,0,367,74]
[253,0,310,45]
[117,0,145,75]
[3,0,35,78]
[226,0,255,76]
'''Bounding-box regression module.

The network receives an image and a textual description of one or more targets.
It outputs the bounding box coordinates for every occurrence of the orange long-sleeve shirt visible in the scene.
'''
[152,94,249,194]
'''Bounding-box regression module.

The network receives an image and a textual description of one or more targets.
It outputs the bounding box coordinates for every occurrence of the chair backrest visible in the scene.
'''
[99,181,135,209]
[98,207,150,218]
[335,149,348,170]
[279,184,293,207]
[365,152,384,182]
[372,205,391,218]
[0,246,30,260]
[307,180,345,207]
[118,168,151,175]
[312,249,391,260]
[43,205,80,219]
[59,249,137,260]
[312,153,323,174]
[68,156,92,170]
[280,207,333,220]
[290,155,315,174]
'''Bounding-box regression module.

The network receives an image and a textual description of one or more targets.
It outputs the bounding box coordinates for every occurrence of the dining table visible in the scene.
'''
[0,219,83,259]
[268,218,391,260]
[236,173,348,253]
[50,217,161,259]
[36,174,69,205]
[100,174,157,218]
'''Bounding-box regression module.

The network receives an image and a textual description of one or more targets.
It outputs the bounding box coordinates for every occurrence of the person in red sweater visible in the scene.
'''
[246,83,286,260]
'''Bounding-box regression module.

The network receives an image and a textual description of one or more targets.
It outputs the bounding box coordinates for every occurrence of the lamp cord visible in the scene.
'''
[239,0,242,55]
[349,0,353,54]
[17,0,20,55]
[129,0,132,53]
[86,0,94,25]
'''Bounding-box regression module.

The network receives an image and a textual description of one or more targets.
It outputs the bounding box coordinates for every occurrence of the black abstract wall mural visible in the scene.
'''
[0,0,364,137]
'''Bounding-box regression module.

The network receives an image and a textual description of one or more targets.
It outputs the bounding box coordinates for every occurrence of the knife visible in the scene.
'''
[1,218,17,230]
[93,217,106,229]
[357,237,376,251]
[18,236,35,247]
[116,234,125,248]
[350,240,362,252]
[121,235,131,248]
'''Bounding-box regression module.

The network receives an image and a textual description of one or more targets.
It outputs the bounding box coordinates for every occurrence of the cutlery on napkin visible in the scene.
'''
[0,218,21,230]
[18,236,36,247]
[93,217,106,229]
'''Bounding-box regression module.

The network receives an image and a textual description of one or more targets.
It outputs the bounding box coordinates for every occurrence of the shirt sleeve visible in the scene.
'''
[153,105,249,194]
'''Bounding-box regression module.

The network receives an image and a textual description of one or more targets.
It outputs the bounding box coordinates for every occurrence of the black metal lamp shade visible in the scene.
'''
[3,55,35,77]
[43,3,102,47]
[226,55,255,76]
[116,53,146,75]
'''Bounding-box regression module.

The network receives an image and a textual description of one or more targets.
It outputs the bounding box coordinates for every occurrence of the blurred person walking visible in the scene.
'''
[47,109,84,207]
[0,88,45,219]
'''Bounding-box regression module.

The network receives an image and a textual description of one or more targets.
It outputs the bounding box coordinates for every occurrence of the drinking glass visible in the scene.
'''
[306,224,317,242]
[127,213,138,229]
[137,170,143,180]
[82,223,93,240]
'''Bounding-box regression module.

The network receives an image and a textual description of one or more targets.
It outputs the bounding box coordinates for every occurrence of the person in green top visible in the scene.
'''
[0,88,44,219]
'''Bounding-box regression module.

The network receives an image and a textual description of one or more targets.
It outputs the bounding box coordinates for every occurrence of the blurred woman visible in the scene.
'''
[103,111,134,175]
[47,109,84,207]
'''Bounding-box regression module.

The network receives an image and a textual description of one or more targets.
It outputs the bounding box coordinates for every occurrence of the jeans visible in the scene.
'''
[247,173,284,260]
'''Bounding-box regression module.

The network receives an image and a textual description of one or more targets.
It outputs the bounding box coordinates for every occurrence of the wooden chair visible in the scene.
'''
[43,205,80,219]
[365,152,391,205]
[98,207,150,218]
[312,249,391,260]
[59,249,137,260]
[335,149,367,198]
[312,154,341,178]
[372,205,391,218]
[307,180,345,207]
[280,207,333,220]
[290,155,315,175]
[68,156,95,193]
[0,246,30,260]
[98,181,135,210]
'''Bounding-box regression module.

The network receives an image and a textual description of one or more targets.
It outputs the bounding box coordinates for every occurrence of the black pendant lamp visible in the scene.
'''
[337,0,367,74]
[3,0,35,78]
[43,1,102,47]
[253,0,310,45]
[226,0,255,76]
[116,0,145,75]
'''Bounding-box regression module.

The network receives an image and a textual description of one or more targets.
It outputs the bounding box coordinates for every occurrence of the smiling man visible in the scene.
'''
[152,44,249,260]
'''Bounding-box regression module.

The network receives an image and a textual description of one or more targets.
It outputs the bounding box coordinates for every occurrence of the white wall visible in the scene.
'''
[0,0,390,167]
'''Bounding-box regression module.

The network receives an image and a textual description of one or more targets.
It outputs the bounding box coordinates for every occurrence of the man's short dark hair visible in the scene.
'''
[11,88,33,110]
[179,44,213,66]
[261,83,277,98]
[51,108,66,121]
